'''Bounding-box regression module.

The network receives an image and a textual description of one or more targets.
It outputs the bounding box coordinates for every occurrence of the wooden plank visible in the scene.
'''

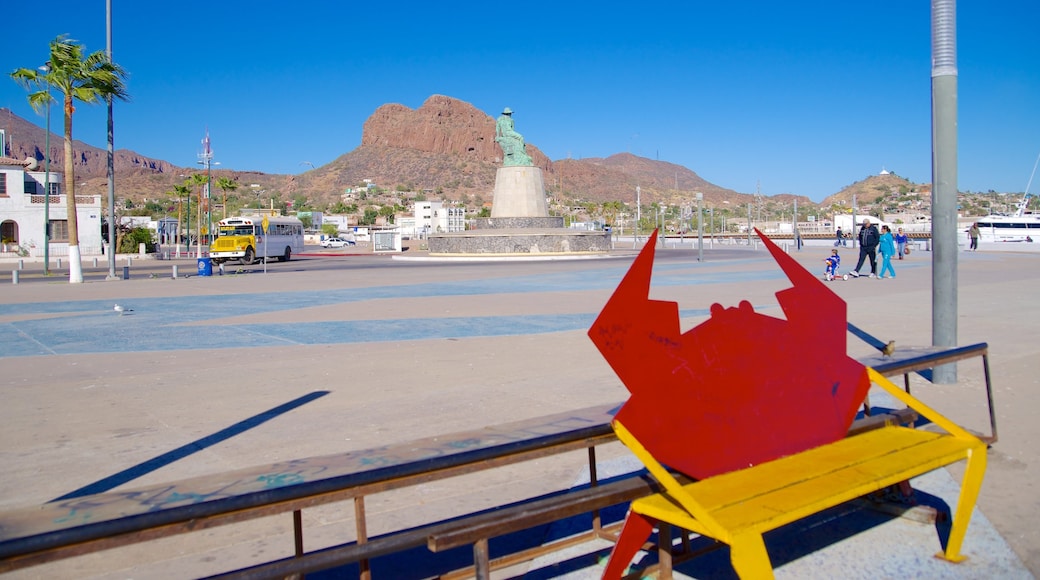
[428,473,664,551]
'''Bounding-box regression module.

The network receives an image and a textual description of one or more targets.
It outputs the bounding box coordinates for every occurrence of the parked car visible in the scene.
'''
[320,237,354,248]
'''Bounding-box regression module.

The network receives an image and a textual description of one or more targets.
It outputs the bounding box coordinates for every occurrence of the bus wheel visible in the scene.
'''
[242,247,254,265]
[280,247,291,262]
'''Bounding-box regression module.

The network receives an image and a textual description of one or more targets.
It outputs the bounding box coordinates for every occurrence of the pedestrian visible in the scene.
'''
[849,219,880,278]
[835,227,844,247]
[879,225,896,279]
[968,223,980,251]
[894,227,909,259]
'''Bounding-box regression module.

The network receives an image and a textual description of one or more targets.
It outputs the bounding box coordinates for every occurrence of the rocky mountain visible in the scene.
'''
[299,95,772,209]
[1,107,174,178]
[3,97,927,215]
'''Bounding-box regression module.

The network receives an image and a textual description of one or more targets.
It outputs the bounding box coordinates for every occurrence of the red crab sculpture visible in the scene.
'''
[588,229,869,480]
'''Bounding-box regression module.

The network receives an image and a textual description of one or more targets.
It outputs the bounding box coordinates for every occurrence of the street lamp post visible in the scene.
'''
[106,0,117,280]
[38,63,51,275]
[197,131,215,258]
[696,192,704,262]
[635,185,641,246]
[185,178,191,250]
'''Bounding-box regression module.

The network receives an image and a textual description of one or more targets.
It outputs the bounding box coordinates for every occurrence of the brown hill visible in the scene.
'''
[820,172,928,209]
[557,153,763,208]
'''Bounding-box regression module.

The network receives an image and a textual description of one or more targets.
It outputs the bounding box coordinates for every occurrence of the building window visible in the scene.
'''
[0,173,7,196]
[48,182,60,196]
[49,220,69,242]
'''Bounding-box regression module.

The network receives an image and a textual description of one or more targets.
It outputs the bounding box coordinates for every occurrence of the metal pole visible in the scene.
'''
[206,163,211,250]
[106,0,117,279]
[793,199,799,250]
[932,0,958,383]
[696,192,703,262]
[852,194,858,248]
[42,66,51,275]
[746,202,752,245]
[635,185,641,244]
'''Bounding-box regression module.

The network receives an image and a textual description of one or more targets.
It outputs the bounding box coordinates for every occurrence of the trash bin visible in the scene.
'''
[197,257,212,277]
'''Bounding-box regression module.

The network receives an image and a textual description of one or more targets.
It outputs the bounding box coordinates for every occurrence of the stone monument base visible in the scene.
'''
[428,228,611,255]
[470,216,564,229]
[491,167,548,217]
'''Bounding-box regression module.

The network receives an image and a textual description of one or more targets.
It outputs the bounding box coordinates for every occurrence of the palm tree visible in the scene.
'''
[11,35,129,283]
[171,184,191,246]
[216,177,238,219]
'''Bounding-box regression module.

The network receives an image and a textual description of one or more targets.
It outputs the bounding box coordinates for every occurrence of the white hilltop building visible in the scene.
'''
[833,213,893,233]
[0,155,103,258]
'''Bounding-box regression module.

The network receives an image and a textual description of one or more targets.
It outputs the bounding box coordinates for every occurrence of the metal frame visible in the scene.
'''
[867,342,996,443]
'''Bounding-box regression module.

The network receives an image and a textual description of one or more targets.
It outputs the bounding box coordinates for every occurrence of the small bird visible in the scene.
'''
[881,340,896,358]
[114,304,134,316]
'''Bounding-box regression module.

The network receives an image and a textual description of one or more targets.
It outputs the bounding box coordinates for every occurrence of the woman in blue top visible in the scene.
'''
[879,225,896,279]
[894,227,909,259]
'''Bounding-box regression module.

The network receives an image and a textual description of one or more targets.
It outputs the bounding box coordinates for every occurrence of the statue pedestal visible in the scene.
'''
[427,164,610,256]
[491,167,548,218]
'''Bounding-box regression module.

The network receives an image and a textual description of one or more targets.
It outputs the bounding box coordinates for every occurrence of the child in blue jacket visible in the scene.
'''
[823,249,841,280]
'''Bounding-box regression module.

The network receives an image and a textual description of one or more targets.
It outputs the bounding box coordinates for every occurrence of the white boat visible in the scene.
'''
[975,154,1040,242]
[975,192,1040,242]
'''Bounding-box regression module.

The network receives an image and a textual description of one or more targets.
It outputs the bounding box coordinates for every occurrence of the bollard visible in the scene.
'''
[127,256,133,266]
[172,265,178,279]
[18,259,24,270]
[123,265,130,280]
[93,258,98,267]
[57,258,62,269]
[12,270,18,284]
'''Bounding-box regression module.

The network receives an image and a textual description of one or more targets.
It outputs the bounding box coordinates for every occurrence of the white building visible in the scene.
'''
[0,157,103,258]
[403,201,466,238]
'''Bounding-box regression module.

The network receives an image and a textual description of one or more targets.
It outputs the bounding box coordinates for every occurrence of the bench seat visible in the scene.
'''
[633,425,979,538]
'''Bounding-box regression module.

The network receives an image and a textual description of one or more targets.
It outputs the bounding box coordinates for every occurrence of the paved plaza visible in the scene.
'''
[1,240,1037,578]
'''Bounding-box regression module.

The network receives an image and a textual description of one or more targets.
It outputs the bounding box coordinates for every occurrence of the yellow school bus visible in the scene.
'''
[210,216,304,265]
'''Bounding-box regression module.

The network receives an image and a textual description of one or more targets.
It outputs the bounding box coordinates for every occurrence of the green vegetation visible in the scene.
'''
[118,227,156,253]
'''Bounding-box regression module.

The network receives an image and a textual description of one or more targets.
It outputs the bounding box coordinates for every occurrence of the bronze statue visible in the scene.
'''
[495,107,533,166]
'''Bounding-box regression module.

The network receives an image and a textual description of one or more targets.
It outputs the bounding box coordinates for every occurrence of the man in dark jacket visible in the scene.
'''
[849,219,880,278]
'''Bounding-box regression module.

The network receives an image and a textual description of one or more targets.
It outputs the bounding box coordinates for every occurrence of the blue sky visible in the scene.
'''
[3,1,1038,202]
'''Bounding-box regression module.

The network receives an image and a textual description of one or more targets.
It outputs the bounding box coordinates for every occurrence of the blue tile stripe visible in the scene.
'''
[0,261,782,358]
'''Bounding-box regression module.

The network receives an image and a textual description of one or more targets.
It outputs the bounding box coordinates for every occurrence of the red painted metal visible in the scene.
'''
[588,229,869,480]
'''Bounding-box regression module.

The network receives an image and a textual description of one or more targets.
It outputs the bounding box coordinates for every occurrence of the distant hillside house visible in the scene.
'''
[0,157,103,257]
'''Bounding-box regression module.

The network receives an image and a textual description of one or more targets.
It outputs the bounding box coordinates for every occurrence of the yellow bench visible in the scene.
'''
[604,368,988,579]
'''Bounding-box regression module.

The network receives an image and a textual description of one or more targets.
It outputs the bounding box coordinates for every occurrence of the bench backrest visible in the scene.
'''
[588,229,871,480]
